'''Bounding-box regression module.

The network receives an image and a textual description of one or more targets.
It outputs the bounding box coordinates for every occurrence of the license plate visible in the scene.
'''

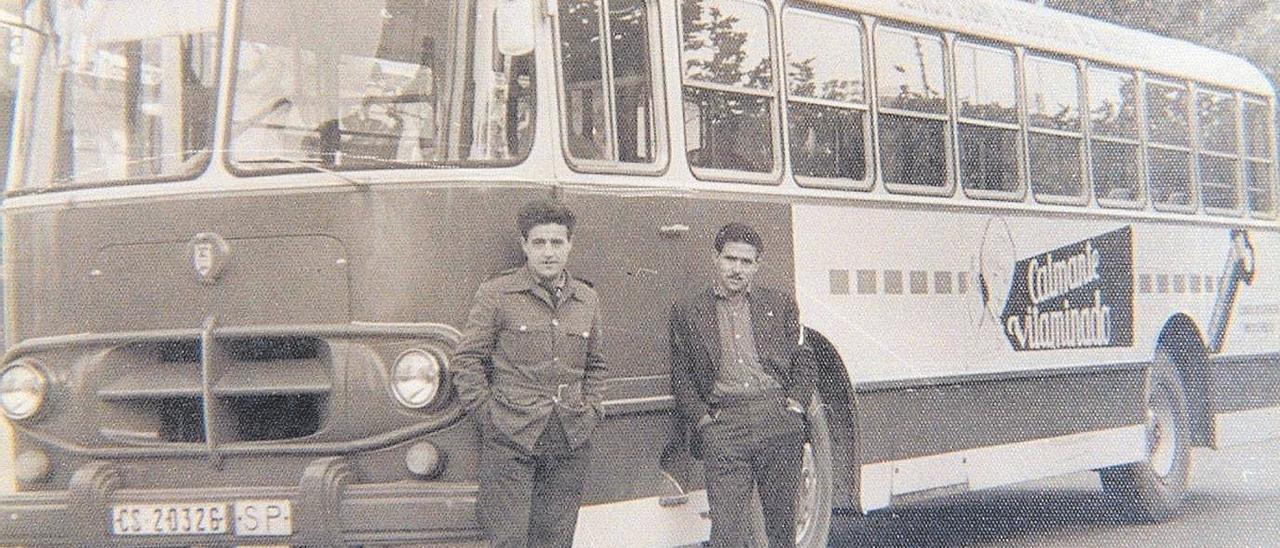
[112,503,229,535]
[233,499,293,536]
[111,499,292,536]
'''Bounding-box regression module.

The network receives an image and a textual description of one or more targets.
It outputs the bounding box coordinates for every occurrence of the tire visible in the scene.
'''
[1100,352,1192,523]
[794,395,834,548]
[744,394,834,548]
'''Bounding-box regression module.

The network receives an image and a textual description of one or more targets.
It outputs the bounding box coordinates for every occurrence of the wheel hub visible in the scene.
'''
[1148,396,1177,478]
[795,441,817,544]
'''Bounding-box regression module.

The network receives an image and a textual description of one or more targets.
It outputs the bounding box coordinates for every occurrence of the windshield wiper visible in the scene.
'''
[235,155,369,188]
[0,18,51,37]
[327,154,460,170]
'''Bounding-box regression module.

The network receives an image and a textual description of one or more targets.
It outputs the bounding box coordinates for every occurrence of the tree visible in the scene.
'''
[1045,0,1280,86]
[680,0,769,88]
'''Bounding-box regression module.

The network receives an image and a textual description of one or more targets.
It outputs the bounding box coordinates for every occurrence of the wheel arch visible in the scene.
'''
[1156,314,1211,447]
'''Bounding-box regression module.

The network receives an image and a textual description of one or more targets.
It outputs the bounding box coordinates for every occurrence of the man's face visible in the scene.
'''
[522,223,573,282]
[716,242,761,296]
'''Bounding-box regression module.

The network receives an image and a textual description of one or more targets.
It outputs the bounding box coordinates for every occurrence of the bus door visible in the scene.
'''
[559,193,714,544]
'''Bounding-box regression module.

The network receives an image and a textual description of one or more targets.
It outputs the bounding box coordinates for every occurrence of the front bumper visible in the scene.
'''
[0,458,481,546]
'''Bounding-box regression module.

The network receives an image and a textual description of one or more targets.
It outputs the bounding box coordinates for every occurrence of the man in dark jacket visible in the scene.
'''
[453,199,607,548]
[669,222,816,548]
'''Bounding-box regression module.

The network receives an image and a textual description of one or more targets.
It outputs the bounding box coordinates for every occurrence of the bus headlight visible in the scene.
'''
[0,361,48,420]
[391,349,444,409]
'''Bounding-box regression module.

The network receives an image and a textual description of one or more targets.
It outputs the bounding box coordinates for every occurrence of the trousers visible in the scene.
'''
[477,411,592,548]
[701,395,806,548]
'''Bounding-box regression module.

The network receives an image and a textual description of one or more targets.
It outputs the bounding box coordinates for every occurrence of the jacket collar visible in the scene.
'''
[502,265,585,303]
[711,281,751,304]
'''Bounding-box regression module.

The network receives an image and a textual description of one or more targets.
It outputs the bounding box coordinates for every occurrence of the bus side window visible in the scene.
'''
[874,26,948,190]
[680,0,777,176]
[955,40,1020,199]
[782,9,869,188]
[1242,96,1276,217]
[1197,87,1242,213]
[1087,66,1142,206]
[1145,78,1193,211]
[1025,55,1085,203]
[557,0,659,166]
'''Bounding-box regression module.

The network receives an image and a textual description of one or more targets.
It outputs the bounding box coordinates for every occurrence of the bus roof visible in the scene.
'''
[811,0,1275,96]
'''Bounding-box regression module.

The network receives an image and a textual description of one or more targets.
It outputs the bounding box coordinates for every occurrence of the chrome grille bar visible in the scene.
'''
[199,317,220,462]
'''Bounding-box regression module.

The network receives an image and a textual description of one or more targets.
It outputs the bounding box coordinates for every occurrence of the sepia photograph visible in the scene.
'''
[0,0,1277,546]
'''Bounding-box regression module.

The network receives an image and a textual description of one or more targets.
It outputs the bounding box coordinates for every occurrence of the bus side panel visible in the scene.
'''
[790,200,1280,511]
[853,367,1145,510]
[1208,353,1280,448]
[856,367,1145,464]
[790,202,1280,385]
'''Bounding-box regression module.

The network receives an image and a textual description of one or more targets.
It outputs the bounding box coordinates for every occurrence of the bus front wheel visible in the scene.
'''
[1100,354,1191,523]
[794,394,834,548]
[744,394,834,547]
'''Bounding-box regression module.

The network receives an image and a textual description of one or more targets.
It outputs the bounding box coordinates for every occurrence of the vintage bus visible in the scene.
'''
[1,0,1277,545]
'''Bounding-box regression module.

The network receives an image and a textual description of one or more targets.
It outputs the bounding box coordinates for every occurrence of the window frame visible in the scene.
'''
[953,38,1025,202]
[1194,84,1244,217]
[1241,95,1277,219]
[677,0,783,185]
[224,0,537,178]
[15,8,225,193]
[1143,74,1196,214]
[1085,63,1145,210]
[781,7,873,191]
[872,22,954,197]
[553,0,669,175]
[1023,52,1088,206]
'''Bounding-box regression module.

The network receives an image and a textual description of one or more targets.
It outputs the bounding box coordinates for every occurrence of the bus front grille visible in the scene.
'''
[97,336,332,444]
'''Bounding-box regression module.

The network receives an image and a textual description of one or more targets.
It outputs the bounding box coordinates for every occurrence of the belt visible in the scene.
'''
[495,378,585,406]
[711,388,783,407]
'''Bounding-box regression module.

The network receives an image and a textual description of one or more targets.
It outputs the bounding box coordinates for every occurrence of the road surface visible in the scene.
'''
[830,438,1280,547]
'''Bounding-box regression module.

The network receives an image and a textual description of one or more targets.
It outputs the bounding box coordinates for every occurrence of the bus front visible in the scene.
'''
[0,0,547,544]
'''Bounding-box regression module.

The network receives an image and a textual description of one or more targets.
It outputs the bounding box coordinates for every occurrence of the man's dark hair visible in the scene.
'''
[517,199,576,239]
[713,222,763,254]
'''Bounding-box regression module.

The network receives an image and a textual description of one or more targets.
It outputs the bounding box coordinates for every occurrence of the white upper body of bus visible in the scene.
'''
[4,0,1274,205]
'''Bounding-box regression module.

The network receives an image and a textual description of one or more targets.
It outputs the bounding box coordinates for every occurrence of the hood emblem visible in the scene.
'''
[188,232,231,284]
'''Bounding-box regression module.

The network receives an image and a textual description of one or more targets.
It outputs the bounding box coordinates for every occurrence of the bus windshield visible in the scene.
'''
[229,0,536,172]
[15,0,220,190]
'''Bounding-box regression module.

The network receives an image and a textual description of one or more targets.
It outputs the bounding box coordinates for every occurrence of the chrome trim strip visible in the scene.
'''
[200,317,220,461]
[3,322,463,360]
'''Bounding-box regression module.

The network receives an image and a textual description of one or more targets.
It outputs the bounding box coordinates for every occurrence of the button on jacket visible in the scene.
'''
[454,267,607,451]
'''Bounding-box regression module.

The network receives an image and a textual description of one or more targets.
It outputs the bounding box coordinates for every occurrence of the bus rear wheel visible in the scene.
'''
[1100,354,1191,523]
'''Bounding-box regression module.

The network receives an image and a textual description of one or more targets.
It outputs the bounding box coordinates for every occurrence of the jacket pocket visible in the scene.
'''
[563,327,593,361]
[498,321,552,364]
[558,399,600,438]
